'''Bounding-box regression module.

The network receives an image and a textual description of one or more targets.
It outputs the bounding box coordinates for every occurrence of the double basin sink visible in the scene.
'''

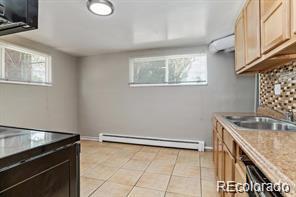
[224,116,296,131]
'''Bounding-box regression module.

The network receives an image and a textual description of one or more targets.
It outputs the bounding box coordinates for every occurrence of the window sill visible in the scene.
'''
[0,80,52,87]
[129,82,208,87]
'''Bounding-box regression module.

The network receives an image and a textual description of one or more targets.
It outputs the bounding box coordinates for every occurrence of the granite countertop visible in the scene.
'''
[0,125,80,169]
[0,126,72,159]
[214,112,296,197]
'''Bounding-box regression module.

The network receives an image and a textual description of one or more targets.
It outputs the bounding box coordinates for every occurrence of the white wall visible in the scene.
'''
[78,46,255,146]
[0,36,78,133]
[0,38,254,145]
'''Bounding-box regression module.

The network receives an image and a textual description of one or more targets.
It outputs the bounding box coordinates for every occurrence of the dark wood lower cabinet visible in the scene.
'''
[0,143,80,197]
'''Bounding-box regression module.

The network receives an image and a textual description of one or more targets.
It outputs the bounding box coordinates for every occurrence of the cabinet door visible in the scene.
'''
[234,164,248,197]
[261,0,290,53]
[235,11,246,71]
[213,129,218,168]
[224,147,235,197]
[0,144,79,197]
[217,135,224,180]
[245,0,261,64]
[217,136,224,196]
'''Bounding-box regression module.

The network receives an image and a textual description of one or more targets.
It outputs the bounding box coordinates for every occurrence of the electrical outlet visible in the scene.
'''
[274,84,281,95]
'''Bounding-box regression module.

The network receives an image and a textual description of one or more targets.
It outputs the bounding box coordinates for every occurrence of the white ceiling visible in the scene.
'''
[17,0,244,56]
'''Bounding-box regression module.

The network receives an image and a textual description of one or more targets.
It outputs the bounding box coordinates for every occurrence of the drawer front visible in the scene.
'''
[217,122,223,138]
[223,129,235,156]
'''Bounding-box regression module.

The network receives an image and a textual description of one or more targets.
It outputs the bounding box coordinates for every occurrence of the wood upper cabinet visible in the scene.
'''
[245,0,261,64]
[261,0,291,53]
[234,0,296,73]
[235,12,246,71]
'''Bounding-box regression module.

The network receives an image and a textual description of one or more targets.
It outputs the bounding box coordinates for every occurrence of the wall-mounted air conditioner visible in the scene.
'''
[209,34,234,53]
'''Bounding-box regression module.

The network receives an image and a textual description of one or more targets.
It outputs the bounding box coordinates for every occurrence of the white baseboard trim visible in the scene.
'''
[98,133,205,151]
[80,136,100,141]
[81,135,210,152]
[205,146,213,151]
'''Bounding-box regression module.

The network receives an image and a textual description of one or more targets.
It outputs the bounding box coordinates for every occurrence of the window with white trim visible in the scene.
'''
[129,53,207,86]
[0,43,52,86]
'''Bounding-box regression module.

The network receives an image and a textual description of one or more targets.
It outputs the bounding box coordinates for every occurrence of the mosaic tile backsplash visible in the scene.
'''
[259,61,296,113]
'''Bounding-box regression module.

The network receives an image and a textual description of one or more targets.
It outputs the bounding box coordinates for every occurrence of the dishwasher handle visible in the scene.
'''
[246,165,282,197]
[246,165,267,197]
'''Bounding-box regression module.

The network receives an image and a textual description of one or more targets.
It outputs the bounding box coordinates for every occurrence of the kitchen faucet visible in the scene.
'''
[286,109,295,122]
[274,103,295,122]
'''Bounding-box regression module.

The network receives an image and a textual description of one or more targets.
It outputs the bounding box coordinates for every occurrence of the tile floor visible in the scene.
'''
[80,140,218,197]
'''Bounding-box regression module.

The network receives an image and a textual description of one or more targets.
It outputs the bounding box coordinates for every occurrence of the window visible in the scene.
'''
[0,42,52,86]
[129,54,207,86]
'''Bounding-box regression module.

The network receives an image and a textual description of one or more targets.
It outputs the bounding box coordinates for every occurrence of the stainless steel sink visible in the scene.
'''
[225,116,277,122]
[224,116,296,131]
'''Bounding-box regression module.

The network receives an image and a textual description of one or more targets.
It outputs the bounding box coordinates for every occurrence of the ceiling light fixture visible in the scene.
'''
[87,0,114,16]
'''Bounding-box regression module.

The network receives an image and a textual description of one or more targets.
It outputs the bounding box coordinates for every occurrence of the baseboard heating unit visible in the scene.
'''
[98,133,205,151]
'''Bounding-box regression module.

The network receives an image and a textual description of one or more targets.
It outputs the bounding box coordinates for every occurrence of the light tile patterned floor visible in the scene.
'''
[80,140,218,197]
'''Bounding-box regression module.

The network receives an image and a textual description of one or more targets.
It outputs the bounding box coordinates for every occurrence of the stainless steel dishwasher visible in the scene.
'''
[241,156,283,197]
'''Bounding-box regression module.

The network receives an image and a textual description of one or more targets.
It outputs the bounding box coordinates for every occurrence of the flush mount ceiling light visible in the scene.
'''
[87,0,114,16]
